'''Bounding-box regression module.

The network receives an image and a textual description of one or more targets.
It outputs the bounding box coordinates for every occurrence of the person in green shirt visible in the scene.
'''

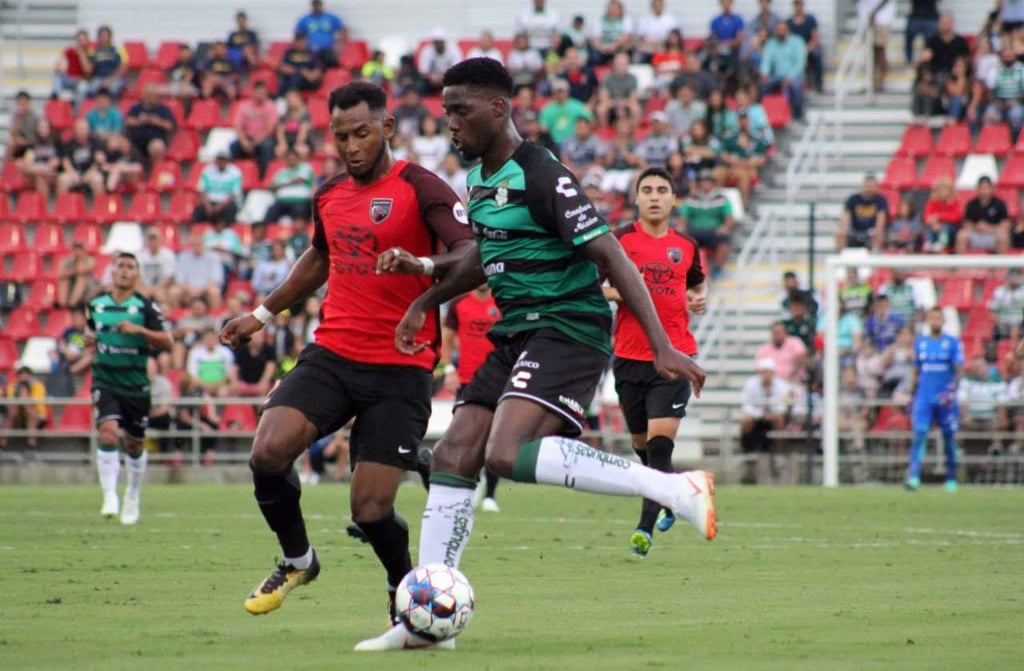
[538,78,592,144]
[193,152,243,224]
[264,147,316,225]
[720,112,767,203]
[782,295,816,352]
[678,170,734,277]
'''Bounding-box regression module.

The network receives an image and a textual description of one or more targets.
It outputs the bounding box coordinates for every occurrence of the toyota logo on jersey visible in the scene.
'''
[369,198,393,224]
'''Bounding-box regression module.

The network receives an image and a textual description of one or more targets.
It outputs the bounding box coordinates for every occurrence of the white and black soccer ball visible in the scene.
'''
[395,563,475,642]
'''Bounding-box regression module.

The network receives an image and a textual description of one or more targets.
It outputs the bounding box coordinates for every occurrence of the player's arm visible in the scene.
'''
[120,319,173,351]
[684,235,708,314]
[440,324,460,393]
[376,238,475,278]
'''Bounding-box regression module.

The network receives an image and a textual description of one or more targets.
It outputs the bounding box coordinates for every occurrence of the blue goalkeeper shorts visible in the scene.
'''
[912,397,959,433]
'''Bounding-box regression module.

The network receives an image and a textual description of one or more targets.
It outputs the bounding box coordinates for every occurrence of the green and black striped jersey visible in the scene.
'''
[85,291,168,398]
[467,142,612,355]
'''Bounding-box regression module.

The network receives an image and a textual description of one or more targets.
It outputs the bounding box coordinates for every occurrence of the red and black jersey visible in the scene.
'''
[613,222,704,360]
[443,291,500,385]
[311,160,473,370]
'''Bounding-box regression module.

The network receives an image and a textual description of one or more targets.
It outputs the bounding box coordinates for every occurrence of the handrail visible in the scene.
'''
[832,11,874,160]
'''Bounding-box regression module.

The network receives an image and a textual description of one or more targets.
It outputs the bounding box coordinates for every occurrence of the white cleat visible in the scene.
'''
[120,493,140,525]
[670,471,717,541]
[480,497,500,513]
[101,495,119,518]
[354,624,456,652]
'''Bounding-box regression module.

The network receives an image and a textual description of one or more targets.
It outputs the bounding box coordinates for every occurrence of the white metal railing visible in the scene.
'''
[832,8,876,156]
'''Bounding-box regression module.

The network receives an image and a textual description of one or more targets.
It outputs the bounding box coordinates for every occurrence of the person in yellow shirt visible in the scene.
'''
[5,366,51,448]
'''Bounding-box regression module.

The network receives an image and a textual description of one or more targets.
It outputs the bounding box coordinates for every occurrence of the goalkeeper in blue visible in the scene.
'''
[906,307,964,492]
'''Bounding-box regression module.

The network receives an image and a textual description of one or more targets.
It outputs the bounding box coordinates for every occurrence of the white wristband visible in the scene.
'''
[417,256,435,276]
[444,364,457,375]
[252,304,274,325]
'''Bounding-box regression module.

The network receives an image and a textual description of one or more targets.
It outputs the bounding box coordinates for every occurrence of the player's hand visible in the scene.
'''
[83,331,96,349]
[937,383,958,409]
[395,305,430,355]
[687,290,707,314]
[220,314,264,348]
[443,370,460,394]
[376,246,426,275]
[117,321,142,335]
[653,347,705,397]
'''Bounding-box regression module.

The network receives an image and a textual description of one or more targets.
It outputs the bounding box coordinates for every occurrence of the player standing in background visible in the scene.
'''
[906,306,964,492]
[607,167,707,558]
[357,58,713,652]
[219,82,475,621]
[440,284,503,512]
[85,253,173,525]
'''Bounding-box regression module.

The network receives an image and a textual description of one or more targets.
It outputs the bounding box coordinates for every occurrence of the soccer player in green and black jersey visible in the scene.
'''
[85,253,173,525]
[357,58,716,652]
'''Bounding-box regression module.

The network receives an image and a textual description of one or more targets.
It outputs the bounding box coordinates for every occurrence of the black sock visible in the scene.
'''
[251,461,310,559]
[484,469,499,499]
[354,509,412,589]
[633,446,649,466]
[638,436,675,533]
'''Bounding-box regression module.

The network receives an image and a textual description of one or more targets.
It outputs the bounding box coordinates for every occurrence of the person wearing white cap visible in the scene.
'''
[418,28,463,95]
[740,357,792,484]
[636,110,678,168]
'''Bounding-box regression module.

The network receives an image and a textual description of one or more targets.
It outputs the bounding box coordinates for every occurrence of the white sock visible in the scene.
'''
[528,436,679,508]
[285,545,314,570]
[125,449,148,499]
[418,485,476,568]
[96,449,120,499]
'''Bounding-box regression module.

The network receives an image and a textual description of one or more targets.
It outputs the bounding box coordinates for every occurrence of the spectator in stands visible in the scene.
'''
[740,24,771,79]
[4,367,50,448]
[391,88,430,140]
[138,229,176,303]
[124,83,175,164]
[166,44,200,103]
[295,0,347,66]
[880,325,915,398]
[52,29,92,106]
[187,327,238,410]
[680,118,721,192]
[517,0,562,53]
[242,223,273,278]
[664,82,706,138]
[410,115,450,173]
[958,176,1011,254]
[783,294,816,352]
[840,267,873,317]
[198,41,239,101]
[831,299,865,369]
[591,0,634,65]
[720,112,767,203]
[886,198,923,252]
[85,88,123,138]
[864,294,904,350]
[520,109,560,156]
[57,118,104,196]
[278,31,323,94]
[979,44,1024,137]
[285,218,312,259]
[392,53,425,97]
[635,0,680,65]
[419,29,463,96]
[274,90,313,160]
[731,84,775,147]
[561,117,606,177]
[540,78,592,144]
[436,152,469,200]
[252,240,293,304]
[858,0,895,93]
[230,80,277,178]
[760,19,806,121]
[595,51,641,127]
[226,10,260,70]
[86,25,126,98]
[678,169,734,277]
[922,177,962,253]
[360,50,395,89]
[49,307,90,395]
[959,355,1009,452]
[560,46,599,104]
[507,31,545,89]
[910,63,942,122]
[233,330,278,398]
[56,241,95,309]
[989,269,1024,341]
[651,29,687,90]
[171,295,218,366]
[147,355,176,458]
[740,357,792,481]
[599,117,642,194]
[787,0,823,92]
[755,321,808,384]
[837,173,888,251]
[920,13,969,82]
[6,91,38,161]
[942,55,971,124]
[710,0,745,62]
[173,235,225,310]
[466,30,505,63]
[1013,215,1024,250]
[750,0,780,34]
[204,218,245,284]
[509,84,537,135]
[904,0,939,65]
[636,111,678,168]
[779,270,819,318]
[877,269,918,323]
[96,131,143,192]
[664,151,690,197]
[17,118,60,198]
[193,153,243,225]
[705,88,737,139]
[264,147,315,225]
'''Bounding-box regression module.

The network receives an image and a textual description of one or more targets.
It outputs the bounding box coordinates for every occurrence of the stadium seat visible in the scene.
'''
[0,161,29,193]
[48,191,87,224]
[220,403,257,431]
[881,156,917,191]
[166,190,199,224]
[997,339,1015,361]
[69,223,104,253]
[0,336,18,372]
[242,67,278,97]
[153,40,183,70]
[9,192,47,225]
[92,254,111,281]
[5,306,41,341]
[185,98,224,132]
[18,336,56,374]
[231,223,253,248]
[236,160,261,191]
[916,155,956,190]
[998,154,1024,189]
[32,223,66,255]
[308,98,331,130]
[101,222,144,255]
[979,277,1002,305]
[125,191,164,223]
[42,309,72,338]
[956,154,998,190]
[198,127,238,162]
[974,124,1011,156]
[58,403,93,431]
[2,251,41,282]
[147,160,185,193]
[962,306,995,341]
[88,193,126,225]
[24,279,58,310]
[166,128,200,162]
[871,405,911,433]
[995,187,1020,219]
[337,39,370,70]
[316,68,352,98]
[937,277,973,311]
[0,223,27,253]
[238,189,275,224]
[130,68,166,98]
[45,99,74,132]
[896,125,932,158]
[263,40,291,69]
[150,221,182,251]
[761,94,791,129]
[225,278,254,301]
[122,40,149,70]
[935,123,971,157]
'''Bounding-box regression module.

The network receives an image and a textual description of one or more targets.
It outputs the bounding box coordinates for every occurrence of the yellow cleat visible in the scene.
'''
[244,551,320,615]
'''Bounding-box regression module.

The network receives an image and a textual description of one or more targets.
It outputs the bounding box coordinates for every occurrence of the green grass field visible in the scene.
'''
[2,482,1022,670]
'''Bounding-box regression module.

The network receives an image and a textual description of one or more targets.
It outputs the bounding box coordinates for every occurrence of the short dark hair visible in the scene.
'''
[15,90,30,100]
[327,81,388,114]
[116,252,139,264]
[978,175,993,187]
[635,166,675,194]
[783,271,797,280]
[95,87,112,98]
[442,57,514,98]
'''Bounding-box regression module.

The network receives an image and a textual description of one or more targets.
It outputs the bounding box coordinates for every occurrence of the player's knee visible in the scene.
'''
[483,446,516,480]
[97,424,120,446]
[350,495,395,524]
[122,438,143,457]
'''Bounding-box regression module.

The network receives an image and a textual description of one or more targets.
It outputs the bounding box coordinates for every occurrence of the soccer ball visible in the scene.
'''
[394,563,475,642]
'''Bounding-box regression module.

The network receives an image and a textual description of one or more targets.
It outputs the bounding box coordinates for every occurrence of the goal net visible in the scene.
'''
[821,253,1024,486]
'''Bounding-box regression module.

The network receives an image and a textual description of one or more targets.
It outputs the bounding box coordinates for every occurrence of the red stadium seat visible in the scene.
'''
[92,254,111,281]
[0,161,29,193]
[871,406,911,433]
[162,98,186,129]
[308,98,330,130]
[69,223,104,253]
[147,160,185,193]
[88,193,126,225]
[998,154,1024,189]
[130,68,166,98]
[236,160,260,191]
[242,67,278,97]
[126,191,163,224]
[225,278,254,301]
[9,191,47,225]
[997,339,1015,361]
[32,223,66,255]
[317,68,352,97]
[422,96,444,119]
[150,221,181,251]
[682,37,705,53]
[220,403,257,431]
[48,192,87,224]
[165,190,199,224]
[23,279,58,310]
[995,187,1020,219]
[45,99,74,132]
[881,156,917,191]
[975,124,1011,156]
[166,129,201,162]
[185,98,223,131]
[0,337,18,372]
[263,41,291,69]
[5,305,41,340]
[230,223,253,248]
[979,277,1002,305]
[42,309,72,338]
[877,186,901,214]
[962,306,995,341]
[0,223,27,253]
[337,40,370,70]
[761,94,791,129]
[935,123,971,157]
[916,155,955,190]
[3,252,41,283]
[122,40,150,70]
[937,277,973,311]
[59,404,93,431]
[154,41,184,70]
[896,125,932,158]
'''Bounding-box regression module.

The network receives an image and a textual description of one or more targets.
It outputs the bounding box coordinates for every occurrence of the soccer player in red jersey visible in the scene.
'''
[607,167,707,558]
[440,284,503,511]
[219,81,475,620]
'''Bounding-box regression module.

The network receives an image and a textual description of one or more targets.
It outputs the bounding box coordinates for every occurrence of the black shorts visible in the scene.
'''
[93,388,151,441]
[457,328,609,437]
[264,343,432,471]
[613,357,692,436]
[690,229,728,250]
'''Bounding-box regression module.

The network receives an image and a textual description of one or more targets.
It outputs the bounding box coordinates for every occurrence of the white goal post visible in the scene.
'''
[822,253,1024,487]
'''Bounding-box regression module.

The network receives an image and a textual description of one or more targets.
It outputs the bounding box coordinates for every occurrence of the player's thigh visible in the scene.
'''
[431,403,495,477]
[613,358,651,437]
[911,399,936,433]
[486,397,570,476]
[937,404,960,432]
[347,364,431,473]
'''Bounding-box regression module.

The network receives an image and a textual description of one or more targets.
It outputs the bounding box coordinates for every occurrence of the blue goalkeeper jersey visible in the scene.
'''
[914,333,963,400]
